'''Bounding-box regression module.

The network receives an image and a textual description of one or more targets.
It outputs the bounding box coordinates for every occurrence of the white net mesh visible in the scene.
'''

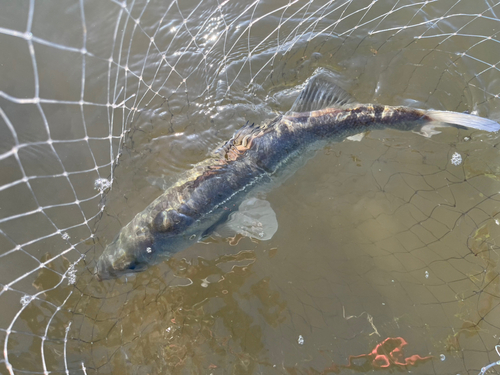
[1,0,500,373]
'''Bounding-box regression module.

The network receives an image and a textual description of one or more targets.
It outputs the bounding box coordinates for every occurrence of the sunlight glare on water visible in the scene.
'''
[1,0,500,374]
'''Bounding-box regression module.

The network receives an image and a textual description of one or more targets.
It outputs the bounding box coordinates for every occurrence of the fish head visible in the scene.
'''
[95,208,198,280]
[95,227,154,280]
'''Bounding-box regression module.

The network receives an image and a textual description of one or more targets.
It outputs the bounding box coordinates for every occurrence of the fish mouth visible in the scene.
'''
[94,233,138,281]
[94,253,129,281]
[95,251,146,281]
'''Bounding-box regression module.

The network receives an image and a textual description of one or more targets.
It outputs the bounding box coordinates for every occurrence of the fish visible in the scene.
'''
[95,70,500,280]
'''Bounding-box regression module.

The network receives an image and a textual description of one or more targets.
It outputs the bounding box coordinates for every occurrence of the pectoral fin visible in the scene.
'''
[213,197,278,241]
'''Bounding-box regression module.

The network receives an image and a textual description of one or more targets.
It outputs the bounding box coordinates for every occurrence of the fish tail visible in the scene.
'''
[426,110,500,132]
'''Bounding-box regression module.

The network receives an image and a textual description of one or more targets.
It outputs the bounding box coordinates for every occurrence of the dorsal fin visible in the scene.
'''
[289,71,354,113]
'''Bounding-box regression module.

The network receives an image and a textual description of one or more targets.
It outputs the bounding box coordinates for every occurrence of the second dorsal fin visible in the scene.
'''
[289,70,354,113]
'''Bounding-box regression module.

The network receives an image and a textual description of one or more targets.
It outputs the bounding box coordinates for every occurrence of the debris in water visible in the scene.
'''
[20,295,33,307]
[338,337,432,371]
[67,263,77,285]
[451,152,462,166]
[425,270,429,279]
[94,178,111,193]
[298,335,304,345]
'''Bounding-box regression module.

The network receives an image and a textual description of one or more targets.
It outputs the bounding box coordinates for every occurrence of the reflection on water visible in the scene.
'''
[1,0,500,374]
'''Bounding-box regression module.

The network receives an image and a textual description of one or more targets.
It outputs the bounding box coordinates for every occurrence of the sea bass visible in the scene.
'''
[95,71,499,280]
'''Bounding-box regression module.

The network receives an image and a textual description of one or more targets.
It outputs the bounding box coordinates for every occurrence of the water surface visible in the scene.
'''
[1,0,500,374]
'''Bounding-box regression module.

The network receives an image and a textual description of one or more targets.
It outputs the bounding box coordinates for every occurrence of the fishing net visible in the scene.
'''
[1,0,500,373]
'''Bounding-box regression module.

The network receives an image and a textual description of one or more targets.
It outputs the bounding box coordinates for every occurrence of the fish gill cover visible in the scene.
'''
[1,0,500,374]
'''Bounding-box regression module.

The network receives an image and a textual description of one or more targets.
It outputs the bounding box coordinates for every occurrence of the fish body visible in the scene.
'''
[95,73,499,280]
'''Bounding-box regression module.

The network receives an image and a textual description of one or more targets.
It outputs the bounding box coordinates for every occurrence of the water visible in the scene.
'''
[1,0,500,374]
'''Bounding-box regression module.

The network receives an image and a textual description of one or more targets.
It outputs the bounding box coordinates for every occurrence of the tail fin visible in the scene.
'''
[427,110,500,132]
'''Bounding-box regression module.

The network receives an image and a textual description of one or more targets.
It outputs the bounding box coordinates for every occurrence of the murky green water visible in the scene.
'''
[1,0,500,374]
